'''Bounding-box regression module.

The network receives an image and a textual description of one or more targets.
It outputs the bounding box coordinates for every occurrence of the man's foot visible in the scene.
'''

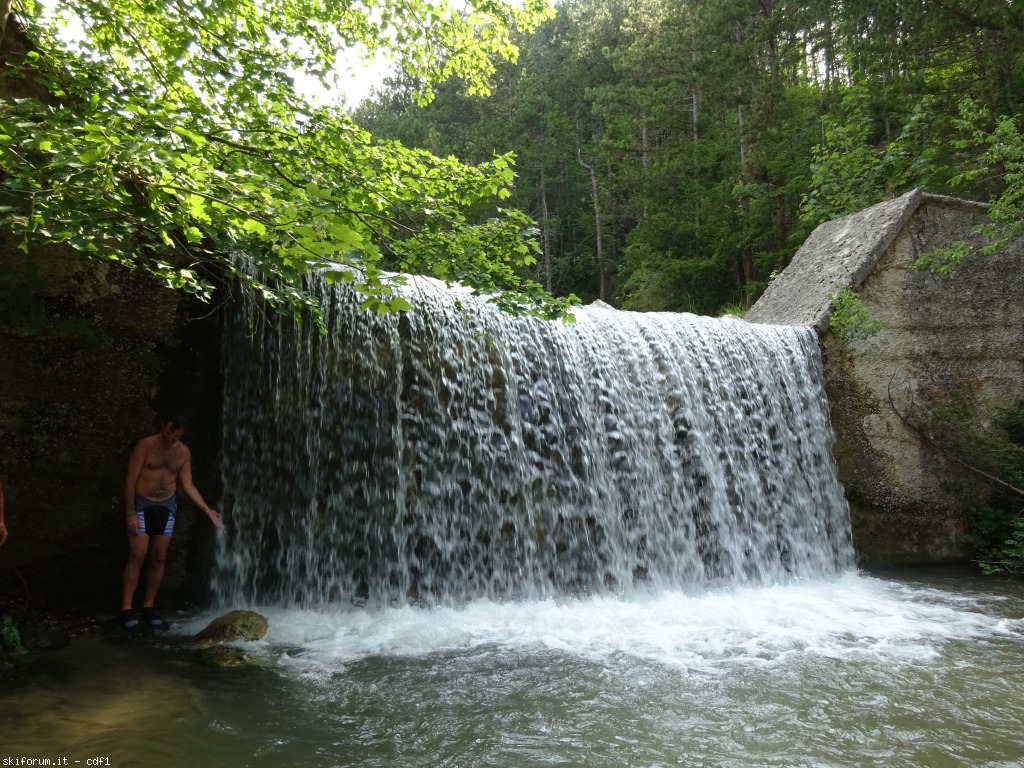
[142,608,169,630]
[120,610,140,629]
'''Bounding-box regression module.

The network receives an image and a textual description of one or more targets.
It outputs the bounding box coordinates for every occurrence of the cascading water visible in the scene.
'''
[214,276,855,609]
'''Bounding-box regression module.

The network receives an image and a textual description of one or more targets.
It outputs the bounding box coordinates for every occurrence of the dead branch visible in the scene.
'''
[886,374,1024,499]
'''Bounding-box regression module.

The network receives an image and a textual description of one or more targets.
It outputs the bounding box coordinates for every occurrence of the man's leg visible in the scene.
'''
[142,535,172,609]
[122,533,150,611]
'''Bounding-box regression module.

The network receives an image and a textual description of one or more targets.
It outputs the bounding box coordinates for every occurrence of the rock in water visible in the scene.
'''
[194,644,256,668]
[193,610,269,644]
[997,618,1024,636]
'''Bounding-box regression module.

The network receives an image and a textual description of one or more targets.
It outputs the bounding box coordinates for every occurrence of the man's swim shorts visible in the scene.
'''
[133,494,178,536]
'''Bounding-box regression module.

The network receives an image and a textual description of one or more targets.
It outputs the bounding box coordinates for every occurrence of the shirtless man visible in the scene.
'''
[121,415,223,628]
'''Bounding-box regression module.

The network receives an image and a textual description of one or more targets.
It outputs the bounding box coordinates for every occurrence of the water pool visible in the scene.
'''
[3,570,1023,767]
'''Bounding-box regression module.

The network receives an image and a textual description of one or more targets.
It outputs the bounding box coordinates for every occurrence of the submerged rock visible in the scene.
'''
[192,610,269,645]
[194,644,259,669]
[997,618,1024,636]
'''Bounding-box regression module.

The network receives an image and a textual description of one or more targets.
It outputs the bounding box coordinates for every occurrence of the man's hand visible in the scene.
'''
[206,508,225,531]
[126,512,140,535]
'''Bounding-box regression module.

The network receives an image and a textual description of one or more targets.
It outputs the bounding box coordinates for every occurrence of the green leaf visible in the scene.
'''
[185,195,210,221]
[0,0,573,328]
[171,126,208,146]
[242,219,267,236]
[76,148,106,164]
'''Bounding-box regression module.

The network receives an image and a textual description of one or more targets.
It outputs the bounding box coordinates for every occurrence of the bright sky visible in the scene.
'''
[294,49,394,110]
[33,0,392,110]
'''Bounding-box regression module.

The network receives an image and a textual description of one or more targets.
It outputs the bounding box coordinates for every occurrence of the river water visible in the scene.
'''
[6,282,1020,765]
[3,569,1024,767]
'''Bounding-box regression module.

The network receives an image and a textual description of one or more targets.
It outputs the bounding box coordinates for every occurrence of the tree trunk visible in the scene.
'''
[539,166,552,293]
[640,110,650,221]
[738,102,748,178]
[691,39,701,142]
[578,150,606,302]
[0,0,12,44]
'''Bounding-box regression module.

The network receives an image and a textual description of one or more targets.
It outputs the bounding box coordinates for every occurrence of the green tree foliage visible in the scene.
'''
[801,85,942,227]
[349,0,1024,315]
[353,0,618,303]
[948,100,1024,238]
[0,0,577,322]
[963,507,1024,575]
[565,0,838,311]
[828,288,880,341]
[914,99,1024,274]
[800,0,1024,226]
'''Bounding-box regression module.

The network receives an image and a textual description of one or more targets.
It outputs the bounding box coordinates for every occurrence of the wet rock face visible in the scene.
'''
[192,610,269,645]
[0,240,223,606]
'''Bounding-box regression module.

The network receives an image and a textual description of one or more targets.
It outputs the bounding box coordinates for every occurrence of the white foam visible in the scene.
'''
[182,574,1001,678]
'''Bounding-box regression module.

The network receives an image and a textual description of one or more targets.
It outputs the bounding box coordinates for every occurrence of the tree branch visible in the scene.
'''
[886,374,1024,499]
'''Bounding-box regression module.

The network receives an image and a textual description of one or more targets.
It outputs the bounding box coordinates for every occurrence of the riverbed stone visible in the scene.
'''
[193,644,262,669]
[192,610,269,645]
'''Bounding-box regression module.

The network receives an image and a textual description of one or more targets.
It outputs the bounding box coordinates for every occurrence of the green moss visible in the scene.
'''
[1,614,28,657]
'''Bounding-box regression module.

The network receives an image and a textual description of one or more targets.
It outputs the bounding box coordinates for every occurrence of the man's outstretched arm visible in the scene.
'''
[177,454,224,530]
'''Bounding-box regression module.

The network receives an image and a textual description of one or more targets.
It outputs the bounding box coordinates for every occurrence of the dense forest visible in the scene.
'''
[352,0,1024,315]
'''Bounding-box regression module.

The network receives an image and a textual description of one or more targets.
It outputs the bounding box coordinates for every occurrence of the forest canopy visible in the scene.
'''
[353,0,1024,315]
[2,0,1023,320]
[0,0,576,322]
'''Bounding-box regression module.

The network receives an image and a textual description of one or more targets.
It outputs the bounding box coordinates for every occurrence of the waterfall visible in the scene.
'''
[214,277,855,608]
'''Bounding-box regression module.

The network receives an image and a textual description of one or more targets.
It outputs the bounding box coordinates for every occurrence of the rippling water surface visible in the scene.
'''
[4,570,1024,767]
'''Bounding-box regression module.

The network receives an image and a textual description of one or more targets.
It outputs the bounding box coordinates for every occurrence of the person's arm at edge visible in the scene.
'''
[124,440,146,535]
[0,477,7,546]
[177,450,224,530]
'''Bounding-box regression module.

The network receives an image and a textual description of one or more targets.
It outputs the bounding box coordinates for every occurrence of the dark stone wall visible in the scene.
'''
[0,241,223,611]
[0,17,224,610]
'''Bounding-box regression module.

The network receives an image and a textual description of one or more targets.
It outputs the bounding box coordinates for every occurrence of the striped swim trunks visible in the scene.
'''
[133,494,178,536]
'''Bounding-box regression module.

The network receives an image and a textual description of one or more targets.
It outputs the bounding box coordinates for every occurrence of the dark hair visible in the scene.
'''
[165,414,189,430]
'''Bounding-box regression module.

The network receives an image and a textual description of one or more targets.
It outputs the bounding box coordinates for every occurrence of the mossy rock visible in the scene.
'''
[192,610,269,645]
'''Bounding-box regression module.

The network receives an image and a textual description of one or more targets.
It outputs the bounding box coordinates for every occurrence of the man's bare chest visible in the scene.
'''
[143,446,185,474]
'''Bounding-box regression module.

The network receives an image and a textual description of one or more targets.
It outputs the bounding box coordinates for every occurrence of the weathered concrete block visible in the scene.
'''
[747,190,1024,565]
